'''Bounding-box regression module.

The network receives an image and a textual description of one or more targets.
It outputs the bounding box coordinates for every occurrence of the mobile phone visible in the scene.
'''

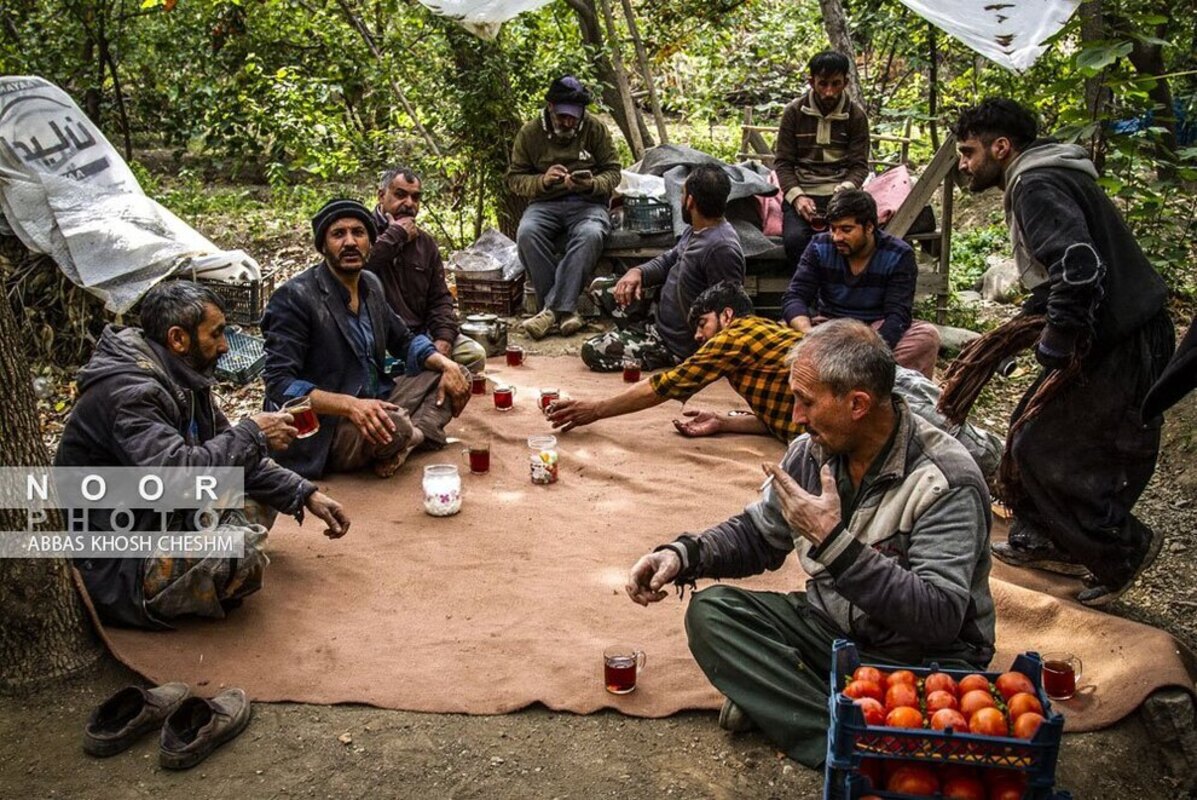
[570,169,593,181]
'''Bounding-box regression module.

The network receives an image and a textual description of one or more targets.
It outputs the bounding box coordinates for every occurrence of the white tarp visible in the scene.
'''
[416,0,555,39]
[0,76,259,314]
[897,0,1081,71]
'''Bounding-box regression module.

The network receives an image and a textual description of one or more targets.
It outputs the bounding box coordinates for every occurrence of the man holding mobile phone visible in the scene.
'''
[507,76,623,339]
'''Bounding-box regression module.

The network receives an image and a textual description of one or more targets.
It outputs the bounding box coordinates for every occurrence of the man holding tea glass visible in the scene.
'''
[262,198,471,480]
[58,281,350,629]
[624,321,995,768]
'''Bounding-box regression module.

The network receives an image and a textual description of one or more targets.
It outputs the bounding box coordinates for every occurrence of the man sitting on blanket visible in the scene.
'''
[261,198,471,480]
[624,319,995,768]
[782,189,940,378]
[549,281,1001,476]
[58,281,350,629]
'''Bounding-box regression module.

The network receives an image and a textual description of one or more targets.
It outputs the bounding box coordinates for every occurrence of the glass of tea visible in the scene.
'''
[282,395,319,439]
[470,372,488,395]
[1041,652,1083,700]
[622,358,642,383]
[603,645,646,695]
[461,441,491,475]
[810,214,829,232]
[505,345,525,367]
[493,385,515,411]
[538,388,560,414]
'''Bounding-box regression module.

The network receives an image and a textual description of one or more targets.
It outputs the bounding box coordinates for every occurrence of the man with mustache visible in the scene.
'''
[781,189,940,378]
[57,280,349,628]
[507,75,622,339]
[365,165,485,373]
[262,198,471,480]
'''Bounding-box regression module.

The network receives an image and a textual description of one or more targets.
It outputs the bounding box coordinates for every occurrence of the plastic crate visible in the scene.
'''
[825,766,1073,800]
[214,329,266,385]
[196,269,277,326]
[824,640,1066,800]
[457,273,525,315]
[623,196,672,233]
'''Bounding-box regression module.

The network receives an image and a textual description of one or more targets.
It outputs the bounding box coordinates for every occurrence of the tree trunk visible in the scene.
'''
[564,0,654,153]
[0,257,101,694]
[597,0,644,158]
[817,0,863,108]
[1127,34,1177,181]
[1080,0,1109,171]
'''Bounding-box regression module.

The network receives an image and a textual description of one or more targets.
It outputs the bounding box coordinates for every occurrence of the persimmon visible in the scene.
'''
[987,774,1026,800]
[844,679,884,704]
[994,671,1036,701]
[885,682,919,711]
[958,674,991,695]
[854,666,886,685]
[1012,711,1046,739]
[969,706,1009,736]
[887,765,939,795]
[1006,692,1044,720]
[885,705,925,729]
[930,708,968,731]
[924,672,959,696]
[926,689,959,714]
[855,697,886,726]
[943,775,987,800]
[960,689,998,718]
[858,757,884,788]
[886,669,918,688]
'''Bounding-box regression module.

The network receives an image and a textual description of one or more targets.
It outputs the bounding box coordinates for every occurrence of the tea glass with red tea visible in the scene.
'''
[1041,651,1083,700]
[810,214,829,232]
[538,388,559,413]
[603,645,646,695]
[461,441,491,475]
[282,395,319,439]
[493,385,515,411]
[622,358,642,383]
[470,373,488,395]
[505,345,525,367]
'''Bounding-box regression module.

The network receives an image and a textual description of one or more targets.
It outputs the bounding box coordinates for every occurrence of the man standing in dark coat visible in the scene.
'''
[952,98,1175,606]
[262,198,471,480]
[57,281,349,628]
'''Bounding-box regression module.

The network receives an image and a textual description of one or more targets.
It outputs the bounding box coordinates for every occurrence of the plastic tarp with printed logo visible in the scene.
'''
[0,76,260,314]
[896,0,1082,71]
[416,0,556,39]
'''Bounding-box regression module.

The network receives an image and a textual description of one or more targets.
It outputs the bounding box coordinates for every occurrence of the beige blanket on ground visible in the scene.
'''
[100,357,1194,731]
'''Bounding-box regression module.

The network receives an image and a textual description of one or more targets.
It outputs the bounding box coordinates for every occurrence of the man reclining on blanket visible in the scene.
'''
[624,319,995,767]
[547,281,1001,476]
[58,281,349,629]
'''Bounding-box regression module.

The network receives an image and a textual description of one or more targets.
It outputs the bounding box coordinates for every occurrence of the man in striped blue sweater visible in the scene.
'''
[781,190,940,378]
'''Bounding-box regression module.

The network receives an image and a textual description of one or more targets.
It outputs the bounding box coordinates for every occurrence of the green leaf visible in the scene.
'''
[1076,41,1134,74]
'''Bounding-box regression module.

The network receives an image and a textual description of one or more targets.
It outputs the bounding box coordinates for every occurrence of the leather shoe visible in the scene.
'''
[718,698,757,733]
[84,683,191,757]
[160,688,252,770]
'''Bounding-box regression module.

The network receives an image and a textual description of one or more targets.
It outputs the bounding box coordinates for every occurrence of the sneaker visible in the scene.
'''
[558,313,586,336]
[1077,524,1164,608]
[521,308,556,340]
[718,698,757,733]
[83,683,191,757]
[159,688,253,770]
[990,541,1090,577]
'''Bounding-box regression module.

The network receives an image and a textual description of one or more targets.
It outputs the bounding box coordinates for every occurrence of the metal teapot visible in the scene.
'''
[460,313,508,357]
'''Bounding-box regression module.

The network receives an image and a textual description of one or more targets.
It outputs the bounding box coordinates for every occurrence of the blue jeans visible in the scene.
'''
[516,200,610,314]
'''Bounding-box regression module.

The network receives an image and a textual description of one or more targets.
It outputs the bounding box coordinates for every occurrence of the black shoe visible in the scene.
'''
[1077,525,1164,608]
[83,683,191,757]
[159,688,252,770]
[718,698,757,733]
[991,540,1090,577]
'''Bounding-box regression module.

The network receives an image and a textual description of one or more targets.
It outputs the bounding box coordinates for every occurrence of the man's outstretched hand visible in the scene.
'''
[547,398,600,432]
[306,490,350,539]
[625,549,681,606]
[672,409,722,438]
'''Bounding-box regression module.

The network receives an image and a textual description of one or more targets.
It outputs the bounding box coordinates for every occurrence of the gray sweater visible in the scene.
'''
[665,398,995,665]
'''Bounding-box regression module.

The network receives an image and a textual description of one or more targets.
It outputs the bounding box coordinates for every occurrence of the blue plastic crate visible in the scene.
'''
[823,640,1066,799]
[214,329,266,385]
[825,765,1073,800]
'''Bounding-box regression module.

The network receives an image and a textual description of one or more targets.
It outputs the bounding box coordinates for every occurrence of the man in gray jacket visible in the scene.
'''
[625,320,994,767]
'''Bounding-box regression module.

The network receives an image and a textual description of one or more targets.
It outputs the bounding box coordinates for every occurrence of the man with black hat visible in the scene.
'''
[262,198,471,480]
[507,75,622,339]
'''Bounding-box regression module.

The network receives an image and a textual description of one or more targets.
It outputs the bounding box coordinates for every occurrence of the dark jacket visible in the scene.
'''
[56,325,314,629]
[1143,316,1197,419]
[773,90,870,203]
[365,207,459,345]
[505,110,622,202]
[260,263,435,479]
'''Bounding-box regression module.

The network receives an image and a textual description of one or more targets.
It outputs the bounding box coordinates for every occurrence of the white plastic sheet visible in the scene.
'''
[897,0,1081,72]
[0,76,259,314]
[416,0,555,39]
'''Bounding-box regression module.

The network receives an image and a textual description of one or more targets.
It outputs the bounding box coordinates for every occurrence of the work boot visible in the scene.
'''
[1077,522,1164,608]
[718,698,757,733]
[990,519,1089,577]
[522,308,556,340]
[83,683,191,757]
[558,313,586,337]
[159,688,253,770]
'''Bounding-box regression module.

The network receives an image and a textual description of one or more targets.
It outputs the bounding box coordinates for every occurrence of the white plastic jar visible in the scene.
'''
[527,435,559,485]
[422,464,463,516]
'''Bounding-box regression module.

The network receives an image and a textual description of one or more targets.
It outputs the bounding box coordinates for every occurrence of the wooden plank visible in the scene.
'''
[886,132,957,238]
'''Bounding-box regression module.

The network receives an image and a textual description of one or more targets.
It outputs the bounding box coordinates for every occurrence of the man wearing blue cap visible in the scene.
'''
[261,198,471,479]
[507,75,623,339]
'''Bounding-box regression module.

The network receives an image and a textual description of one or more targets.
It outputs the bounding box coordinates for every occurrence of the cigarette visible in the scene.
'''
[758,474,775,492]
